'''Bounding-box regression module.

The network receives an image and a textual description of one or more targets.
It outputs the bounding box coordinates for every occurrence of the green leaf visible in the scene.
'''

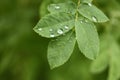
[47,31,76,69]
[78,4,109,23]
[34,13,75,38]
[81,0,93,3]
[75,19,99,60]
[48,2,76,14]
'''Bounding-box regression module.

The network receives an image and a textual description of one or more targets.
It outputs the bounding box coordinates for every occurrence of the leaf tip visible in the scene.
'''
[48,62,60,70]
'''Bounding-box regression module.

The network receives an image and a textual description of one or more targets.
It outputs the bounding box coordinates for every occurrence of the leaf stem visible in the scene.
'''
[75,0,80,21]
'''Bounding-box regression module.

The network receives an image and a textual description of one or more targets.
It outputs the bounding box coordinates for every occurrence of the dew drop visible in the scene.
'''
[49,29,53,32]
[64,25,69,30]
[55,5,60,9]
[92,16,98,22]
[38,28,42,31]
[88,3,92,6]
[80,20,83,23]
[50,34,55,38]
[57,29,63,34]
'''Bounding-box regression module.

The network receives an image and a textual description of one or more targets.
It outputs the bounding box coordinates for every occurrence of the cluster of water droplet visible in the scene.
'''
[87,3,98,22]
[80,17,97,23]
[38,25,69,38]
[79,17,89,23]
[37,2,99,38]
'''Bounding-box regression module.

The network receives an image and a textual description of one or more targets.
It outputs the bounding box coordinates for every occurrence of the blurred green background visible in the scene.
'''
[0,0,120,80]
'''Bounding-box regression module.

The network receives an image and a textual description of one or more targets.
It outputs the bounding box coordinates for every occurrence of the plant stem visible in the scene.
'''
[75,0,80,21]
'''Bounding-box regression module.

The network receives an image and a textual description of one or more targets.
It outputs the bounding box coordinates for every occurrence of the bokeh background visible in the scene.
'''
[0,0,120,80]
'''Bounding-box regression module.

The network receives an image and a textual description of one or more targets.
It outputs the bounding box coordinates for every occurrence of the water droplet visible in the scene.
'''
[55,5,60,9]
[38,28,42,31]
[50,34,55,38]
[49,29,53,32]
[57,29,63,34]
[80,20,83,23]
[92,16,98,22]
[64,25,69,30]
[88,3,92,6]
